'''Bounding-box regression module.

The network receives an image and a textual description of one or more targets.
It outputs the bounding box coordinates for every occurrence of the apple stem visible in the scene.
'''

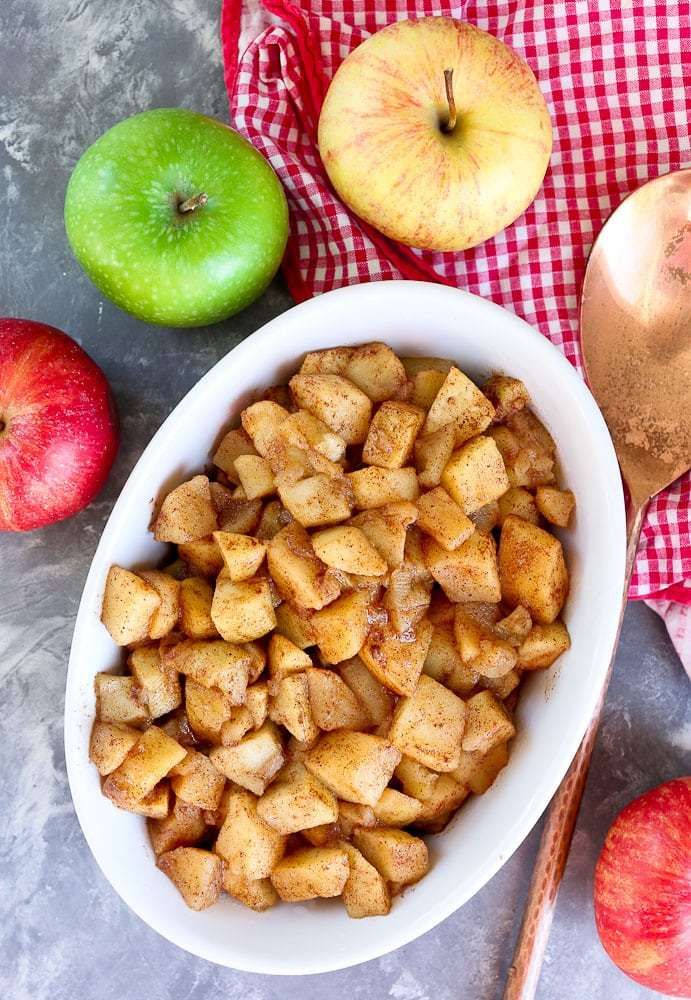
[443,68,457,133]
[178,193,208,214]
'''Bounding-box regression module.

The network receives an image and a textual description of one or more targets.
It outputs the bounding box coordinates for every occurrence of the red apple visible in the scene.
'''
[0,318,118,531]
[594,777,691,997]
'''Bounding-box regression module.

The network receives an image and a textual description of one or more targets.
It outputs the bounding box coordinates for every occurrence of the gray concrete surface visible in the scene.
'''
[1,2,689,998]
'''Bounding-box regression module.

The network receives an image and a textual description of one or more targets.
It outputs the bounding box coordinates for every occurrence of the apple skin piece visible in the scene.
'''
[319,17,552,252]
[64,109,289,327]
[594,777,691,998]
[0,318,118,532]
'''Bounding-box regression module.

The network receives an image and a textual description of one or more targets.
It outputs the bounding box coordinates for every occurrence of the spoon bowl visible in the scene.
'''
[581,167,691,511]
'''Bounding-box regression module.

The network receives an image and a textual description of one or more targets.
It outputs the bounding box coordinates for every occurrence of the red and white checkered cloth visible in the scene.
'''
[221,1,691,617]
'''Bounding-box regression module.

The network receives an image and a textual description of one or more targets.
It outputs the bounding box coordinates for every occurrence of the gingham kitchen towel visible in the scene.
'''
[221,0,691,613]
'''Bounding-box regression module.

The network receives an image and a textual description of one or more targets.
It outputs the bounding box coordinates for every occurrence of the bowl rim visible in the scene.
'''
[65,280,627,974]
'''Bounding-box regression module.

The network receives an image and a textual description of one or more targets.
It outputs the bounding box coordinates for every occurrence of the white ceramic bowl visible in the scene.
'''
[65,280,626,975]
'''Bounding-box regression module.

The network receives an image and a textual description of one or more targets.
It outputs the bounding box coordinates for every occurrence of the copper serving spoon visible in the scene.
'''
[504,168,691,1000]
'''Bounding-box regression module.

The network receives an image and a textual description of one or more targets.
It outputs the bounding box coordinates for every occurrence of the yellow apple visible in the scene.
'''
[318,17,552,252]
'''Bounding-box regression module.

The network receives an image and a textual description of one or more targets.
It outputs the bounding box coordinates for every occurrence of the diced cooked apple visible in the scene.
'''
[278,473,352,527]
[212,530,266,581]
[345,342,407,402]
[518,621,571,669]
[300,346,353,376]
[215,789,286,879]
[213,427,258,482]
[470,500,500,535]
[148,798,206,856]
[267,523,341,610]
[271,846,349,901]
[179,576,218,639]
[360,618,433,696]
[247,642,269,681]
[506,408,556,468]
[416,486,475,551]
[388,674,466,772]
[137,569,180,639]
[233,454,276,500]
[103,726,185,811]
[169,749,226,810]
[340,841,391,918]
[163,639,250,704]
[274,600,317,648]
[269,673,319,743]
[129,646,181,718]
[255,500,292,541]
[256,761,338,834]
[305,731,401,806]
[220,706,255,745]
[441,436,509,515]
[383,561,432,634]
[311,526,387,576]
[185,678,234,743]
[483,374,530,421]
[211,577,276,643]
[153,475,217,543]
[213,486,263,534]
[268,633,313,685]
[401,357,453,378]
[494,418,555,489]
[495,605,533,644]
[497,486,540,526]
[245,682,269,730]
[424,532,501,603]
[414,424,456,489]
[177,538,224,578]
[413,774,469,831]
[130,783,170,819]
[306,667,370,730]
[336,801,376,837]
[348,466,419,509]
[311,590,371,663]
[353,828,429,884]
[350,501,417,569]
[499,515,568,624]
[101,566,161,646]
[289,373,372,444]
[222,867,279,911]
[408,369,448,411]
[95,673,149,726]
[471,637,518,679]
[89,721,141,775]
[423,622,461,686]
[241,400,290,456]
[373,788,423,826]
[423,366,495,444]
[452,742,510,794]
[157,847,222,910]
[394,755,439,800]
[461,691,516,754]
[482,669,521,700]
[209,722,284,795]
[279,409,347,462]
[535,486,576,527]
[362,401,425,469]
[286,732,320,766]
[339,656,394,726]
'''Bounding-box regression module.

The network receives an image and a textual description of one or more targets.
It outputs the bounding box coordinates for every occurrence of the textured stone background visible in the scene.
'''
[1,2,689,998]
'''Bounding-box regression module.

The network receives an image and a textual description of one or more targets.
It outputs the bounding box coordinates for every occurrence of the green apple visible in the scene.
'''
[64,109,289,327]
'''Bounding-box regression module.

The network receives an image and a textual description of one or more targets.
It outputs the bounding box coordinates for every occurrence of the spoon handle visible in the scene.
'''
[502,500,647,1000]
